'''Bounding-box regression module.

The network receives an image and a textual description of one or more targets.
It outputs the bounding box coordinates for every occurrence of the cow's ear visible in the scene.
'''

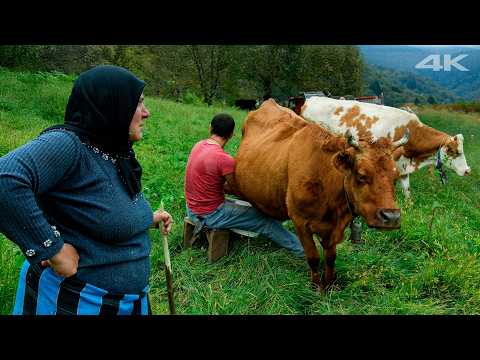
[333,149,355,172]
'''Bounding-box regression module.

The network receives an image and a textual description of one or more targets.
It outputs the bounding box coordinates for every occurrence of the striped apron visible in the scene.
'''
[13,260,152,315]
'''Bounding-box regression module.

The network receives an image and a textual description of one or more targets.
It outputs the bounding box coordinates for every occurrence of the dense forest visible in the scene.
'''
[362,63,461,107]
[2,45,468,108]
[0,45,364,106]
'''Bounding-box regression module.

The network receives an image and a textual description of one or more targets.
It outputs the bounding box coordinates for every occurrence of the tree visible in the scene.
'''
[139,46,195,98]
[218,46,259,102]
[369,80,383,96]
[341,45,363,96]
[392,86,402,93]
[405,75,417,90]
[298,46,331,93]
[37,45,109,74]
[239,45,302,101]
[0,45,115,74]
[189,45,233,105]
[0,45,366,106]
[0,45,42,69]
[325,45,346,95]
[427,95,437,104]
[297,45,364,97]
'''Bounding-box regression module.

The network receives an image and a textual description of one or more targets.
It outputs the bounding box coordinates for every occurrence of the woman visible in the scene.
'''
[0,65,173,315]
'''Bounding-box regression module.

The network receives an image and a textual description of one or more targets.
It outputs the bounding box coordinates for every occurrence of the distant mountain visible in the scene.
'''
[362,63,460,107]
[424,48,480,99]
[359,45,480,100]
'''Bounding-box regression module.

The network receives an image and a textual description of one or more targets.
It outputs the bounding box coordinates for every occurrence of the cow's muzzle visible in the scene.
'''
[375,208,401,228]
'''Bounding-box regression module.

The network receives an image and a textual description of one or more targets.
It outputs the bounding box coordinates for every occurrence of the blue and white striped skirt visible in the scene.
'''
[13,260,152,315]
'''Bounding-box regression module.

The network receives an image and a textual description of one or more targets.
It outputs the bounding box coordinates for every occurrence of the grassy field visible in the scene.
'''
[0,68,479,315]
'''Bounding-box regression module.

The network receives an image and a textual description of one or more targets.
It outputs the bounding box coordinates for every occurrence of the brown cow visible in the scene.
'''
[234,99,409,289]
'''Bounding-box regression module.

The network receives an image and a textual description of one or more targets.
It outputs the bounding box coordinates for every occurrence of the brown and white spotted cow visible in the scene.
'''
[234,99,409,289]
[301,97,471,198]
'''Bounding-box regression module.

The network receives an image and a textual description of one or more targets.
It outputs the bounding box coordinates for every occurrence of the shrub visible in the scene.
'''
[181,90,204,105]
[431,101,480,114]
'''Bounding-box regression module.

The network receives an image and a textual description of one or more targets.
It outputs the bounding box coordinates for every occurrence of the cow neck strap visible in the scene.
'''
[435,148,448,185]
[343,176,356,218]
[435,140,449,185]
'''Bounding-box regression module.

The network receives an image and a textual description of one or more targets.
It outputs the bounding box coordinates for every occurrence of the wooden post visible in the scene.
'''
[206,229,230,263]
[183,217,195,248]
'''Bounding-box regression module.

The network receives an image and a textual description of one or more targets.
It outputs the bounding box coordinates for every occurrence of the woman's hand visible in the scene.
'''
[41,243,79,278]
[152,210,173,235]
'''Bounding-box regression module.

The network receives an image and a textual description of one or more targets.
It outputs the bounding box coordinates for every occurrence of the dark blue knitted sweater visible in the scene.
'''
[0,130,154,294]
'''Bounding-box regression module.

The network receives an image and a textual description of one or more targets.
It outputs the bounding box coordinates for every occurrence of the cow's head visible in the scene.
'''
[440,134,471,176]
[333,130,409,229]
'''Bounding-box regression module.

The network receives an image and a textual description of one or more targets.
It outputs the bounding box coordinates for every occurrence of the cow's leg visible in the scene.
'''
[293,223,321,289]
[320,228,343,290]
[323,245,337,288]
[400,174,411,199]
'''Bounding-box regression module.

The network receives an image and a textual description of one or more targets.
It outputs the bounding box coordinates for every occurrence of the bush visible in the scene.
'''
[181,90,204,105]
[431,101,480,114]
[0,46,42,69]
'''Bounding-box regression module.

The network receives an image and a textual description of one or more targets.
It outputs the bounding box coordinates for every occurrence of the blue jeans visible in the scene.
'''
[186,199,304,257]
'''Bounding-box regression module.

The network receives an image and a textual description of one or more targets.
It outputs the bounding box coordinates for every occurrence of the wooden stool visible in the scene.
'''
[183,217,258,263]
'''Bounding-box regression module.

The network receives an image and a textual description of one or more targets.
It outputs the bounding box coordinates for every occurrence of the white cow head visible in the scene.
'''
[440,134,471,176]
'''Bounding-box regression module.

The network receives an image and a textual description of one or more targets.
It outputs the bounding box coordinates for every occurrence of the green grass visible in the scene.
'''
[1,68,479,315]
[430,101,480,114]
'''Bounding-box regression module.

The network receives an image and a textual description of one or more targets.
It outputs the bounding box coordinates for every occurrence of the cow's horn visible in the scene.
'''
[393,128,410,148]
[346,129,360,150]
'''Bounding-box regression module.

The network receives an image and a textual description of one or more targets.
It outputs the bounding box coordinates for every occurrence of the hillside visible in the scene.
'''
[362,63,460,107]
[1,69,479,315]
[426,48,480,99]
[360,45,480,100]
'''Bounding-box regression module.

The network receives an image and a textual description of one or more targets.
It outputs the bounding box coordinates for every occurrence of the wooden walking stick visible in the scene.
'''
[159,201,176,315]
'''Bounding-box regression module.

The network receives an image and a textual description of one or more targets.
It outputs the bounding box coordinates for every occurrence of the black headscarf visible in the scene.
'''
[42,65,145,198]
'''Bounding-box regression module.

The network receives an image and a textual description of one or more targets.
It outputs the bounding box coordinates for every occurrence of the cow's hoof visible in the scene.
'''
[311,281,324,292]
[310,273,323,291]
[323,281,336,293]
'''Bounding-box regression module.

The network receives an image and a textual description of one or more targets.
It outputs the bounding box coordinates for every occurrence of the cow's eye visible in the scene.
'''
[357,174,369,183]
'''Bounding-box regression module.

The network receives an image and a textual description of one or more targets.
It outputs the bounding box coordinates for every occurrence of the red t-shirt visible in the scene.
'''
[185,140,235,215]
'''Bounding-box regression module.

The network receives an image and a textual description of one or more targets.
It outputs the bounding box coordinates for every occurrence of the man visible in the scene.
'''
[184,113,304,257]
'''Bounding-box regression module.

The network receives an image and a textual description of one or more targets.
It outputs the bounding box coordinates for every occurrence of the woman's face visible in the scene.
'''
[129,93,150,142]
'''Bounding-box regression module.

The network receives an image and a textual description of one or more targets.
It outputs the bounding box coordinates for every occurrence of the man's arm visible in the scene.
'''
[224,173,239,197]
[218,153,243,198]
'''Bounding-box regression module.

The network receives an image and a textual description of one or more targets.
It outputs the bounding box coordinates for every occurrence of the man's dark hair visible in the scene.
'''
[210,113,235,138]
